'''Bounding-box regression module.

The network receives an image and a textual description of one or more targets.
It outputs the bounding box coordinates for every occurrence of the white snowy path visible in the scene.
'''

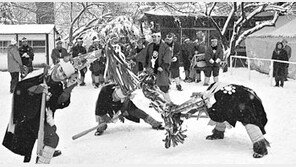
[0,68,296,165]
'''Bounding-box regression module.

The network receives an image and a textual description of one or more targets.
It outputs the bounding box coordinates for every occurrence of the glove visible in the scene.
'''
[171,57,177,62]
[157,67,163,72]
[209,59,214,64]
[215,58,221,63]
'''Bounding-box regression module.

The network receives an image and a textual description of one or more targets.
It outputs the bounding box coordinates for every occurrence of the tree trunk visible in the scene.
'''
[35,2,55,24]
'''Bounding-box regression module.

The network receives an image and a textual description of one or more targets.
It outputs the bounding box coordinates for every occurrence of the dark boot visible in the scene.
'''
[144,116,164,130]
[176,84,183,91]
[53,150,62,157]
[253,139,269,158]
[206,128,224,140]
[23,155,31,163]
[94,124,108,136]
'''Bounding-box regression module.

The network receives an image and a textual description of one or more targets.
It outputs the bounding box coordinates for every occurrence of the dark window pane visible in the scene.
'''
[33,40,45,46]
[33,47,45,53]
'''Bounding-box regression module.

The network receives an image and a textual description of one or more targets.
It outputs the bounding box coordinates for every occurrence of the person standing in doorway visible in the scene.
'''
[19,37,34,78]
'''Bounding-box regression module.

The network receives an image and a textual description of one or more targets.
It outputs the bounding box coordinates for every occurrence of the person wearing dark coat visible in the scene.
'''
[204,36,224,86]
[272,42,289,87]
[282,39,291,81]
[94,83,164,136]
[71,37,87,86]
[51,39,69,65]
[180,37,195,82]
[88,37,106,88]
[191,82,269,158]
[19,37,34,78]
[2,61,77,163]
[165,33,183,91]
[144,29,173,103]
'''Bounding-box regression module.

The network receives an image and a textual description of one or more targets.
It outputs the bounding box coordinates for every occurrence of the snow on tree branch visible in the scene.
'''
[235,11,280,47]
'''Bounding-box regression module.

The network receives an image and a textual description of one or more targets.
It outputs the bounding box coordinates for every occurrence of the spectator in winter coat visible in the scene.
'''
[204,36,223,86]
[19,37,34,78]
[88,37,106,88]
[181,38,195,82]
[94,83,164,136]
[51,39,69,65]
[165,32,183,91]
[2,61,78,163]
[7,38,23,93]
[282,39,291,81]
[129,37,148,75]
[272,42,288,87]
[71,37,87,86]
[144,28,173,103]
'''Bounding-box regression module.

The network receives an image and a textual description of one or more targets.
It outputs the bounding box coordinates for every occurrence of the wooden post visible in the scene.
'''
[46,34,49,65]
[270,60,274,86]
[248,58,251,80]
[230,55,233,75]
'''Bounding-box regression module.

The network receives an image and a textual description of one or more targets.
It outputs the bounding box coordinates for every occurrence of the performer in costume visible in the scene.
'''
[2,61,78,163]
[94,83,164,136]
[196,82,270,158]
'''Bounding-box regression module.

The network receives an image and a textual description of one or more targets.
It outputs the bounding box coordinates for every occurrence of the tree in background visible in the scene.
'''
[0,2,17,24]
[162,2,295,70]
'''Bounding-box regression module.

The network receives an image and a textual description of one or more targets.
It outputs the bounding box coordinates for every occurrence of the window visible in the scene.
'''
[19,40,46,53]
[0,41,9,53]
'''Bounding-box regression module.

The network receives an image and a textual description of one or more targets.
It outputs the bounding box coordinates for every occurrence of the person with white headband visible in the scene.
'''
[190,82,270,158]
[94,83,164,136]
[3,61,78,164]
[143,26,173,103]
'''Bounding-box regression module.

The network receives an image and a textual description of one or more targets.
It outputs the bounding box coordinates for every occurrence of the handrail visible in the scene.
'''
[230,55,295,86]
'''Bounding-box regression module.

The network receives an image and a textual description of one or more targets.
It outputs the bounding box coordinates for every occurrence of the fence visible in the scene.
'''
[230,55,296,86]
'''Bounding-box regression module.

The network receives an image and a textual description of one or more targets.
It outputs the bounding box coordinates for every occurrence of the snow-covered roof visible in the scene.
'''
[0,24,56,34]
[144,6,206,17]
[248,15,296,38]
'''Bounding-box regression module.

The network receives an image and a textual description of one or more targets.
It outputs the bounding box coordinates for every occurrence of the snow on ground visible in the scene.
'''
[1,68,296,165]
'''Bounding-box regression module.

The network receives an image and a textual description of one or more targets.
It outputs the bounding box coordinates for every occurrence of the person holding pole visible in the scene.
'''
[2,61,78,164]
[94,83,164,136]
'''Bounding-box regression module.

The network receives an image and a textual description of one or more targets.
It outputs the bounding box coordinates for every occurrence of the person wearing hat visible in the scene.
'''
[203,36,224,86]
[51,38,69,65]
[7,38,23,93]
[88,36,106,88]
[144,27,173,103]
[282,39,291,81]
[94,83,164,136]
[165,32,183,91]
[2,61,78,164]
[70,37,87,86]
[19,37,34,78]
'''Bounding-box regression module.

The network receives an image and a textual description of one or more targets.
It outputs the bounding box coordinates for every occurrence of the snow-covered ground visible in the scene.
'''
[1,67,296,165]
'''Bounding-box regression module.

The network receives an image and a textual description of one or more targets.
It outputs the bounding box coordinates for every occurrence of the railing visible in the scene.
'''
[230,55,296,86]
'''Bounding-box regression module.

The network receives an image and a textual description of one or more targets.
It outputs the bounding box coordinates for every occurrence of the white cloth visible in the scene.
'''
[46,108,55,126]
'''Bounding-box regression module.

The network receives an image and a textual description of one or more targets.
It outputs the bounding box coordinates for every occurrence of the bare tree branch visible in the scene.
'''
[207,2,216,16]
[222,2,236,35]
[236,11,280,46]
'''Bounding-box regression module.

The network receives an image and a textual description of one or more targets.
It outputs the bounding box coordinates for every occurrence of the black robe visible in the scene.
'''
[2,72,71,157]
[207,83,268,134]
[95,83,140,123]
